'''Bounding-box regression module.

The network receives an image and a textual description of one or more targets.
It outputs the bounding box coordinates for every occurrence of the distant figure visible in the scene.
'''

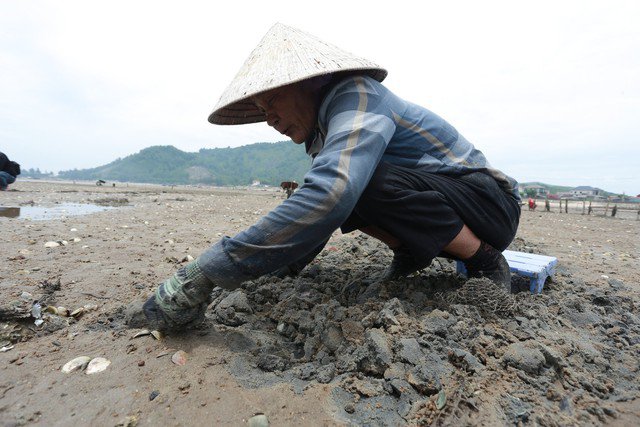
[96,179,106,186]
[545,199,550,212]
[0,152,20,191]
[280,181,298,199]
[528,198,537,211]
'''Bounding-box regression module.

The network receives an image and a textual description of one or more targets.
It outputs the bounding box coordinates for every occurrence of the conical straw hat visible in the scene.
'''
[209,23,387,125]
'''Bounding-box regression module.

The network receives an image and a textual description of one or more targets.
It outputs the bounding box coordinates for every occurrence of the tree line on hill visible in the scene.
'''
[57,142,312,186]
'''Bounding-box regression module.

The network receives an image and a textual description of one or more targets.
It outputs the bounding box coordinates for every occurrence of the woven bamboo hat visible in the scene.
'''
[208,23,387,125]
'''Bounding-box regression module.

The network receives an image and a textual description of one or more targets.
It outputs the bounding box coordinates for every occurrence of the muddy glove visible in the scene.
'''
[382,247,431,281]
[143,259,214,331]
[462,242,511,292]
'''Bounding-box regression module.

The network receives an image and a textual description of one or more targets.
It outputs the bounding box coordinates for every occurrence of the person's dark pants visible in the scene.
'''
[342,162,520,262]
[0,171,16,190]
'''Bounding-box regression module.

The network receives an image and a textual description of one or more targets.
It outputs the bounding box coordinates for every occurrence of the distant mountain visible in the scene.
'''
[520,182,616,196]
[58,142,312,186]
[519,182,575,195]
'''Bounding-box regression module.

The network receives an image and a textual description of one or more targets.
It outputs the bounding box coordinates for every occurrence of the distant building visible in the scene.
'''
[570,186,602,197]
[522,185,548,196]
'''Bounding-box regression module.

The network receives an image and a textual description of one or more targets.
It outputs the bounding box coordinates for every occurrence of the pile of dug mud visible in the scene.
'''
[163,235,640,425]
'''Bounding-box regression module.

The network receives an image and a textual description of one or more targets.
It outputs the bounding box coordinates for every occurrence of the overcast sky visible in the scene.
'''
[1,0,638,194]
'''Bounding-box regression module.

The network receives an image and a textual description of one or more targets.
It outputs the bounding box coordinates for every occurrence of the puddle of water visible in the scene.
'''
[0,203,116,220]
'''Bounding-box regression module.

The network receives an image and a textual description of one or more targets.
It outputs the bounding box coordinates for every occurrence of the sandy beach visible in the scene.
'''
[1,180,638,426]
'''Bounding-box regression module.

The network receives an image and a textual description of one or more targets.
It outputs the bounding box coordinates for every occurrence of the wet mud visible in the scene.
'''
[181,235,640,425]
[1,181,638,425]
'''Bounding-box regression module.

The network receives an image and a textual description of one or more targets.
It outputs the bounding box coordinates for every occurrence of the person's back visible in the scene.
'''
[317,76,519,200]
[0,152,20,190]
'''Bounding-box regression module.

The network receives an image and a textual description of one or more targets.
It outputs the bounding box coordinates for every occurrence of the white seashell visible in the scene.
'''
[171,350,187,366]
[72,238,81,243]
[248,414,269,427]
[56,307,70,317]
[86,357,111,374]
[83,304,98,311]
[150,330,163,340]
[70,308,85,318]
[44,241,60,248]
[62,356,92,373]
[133,329,151,338]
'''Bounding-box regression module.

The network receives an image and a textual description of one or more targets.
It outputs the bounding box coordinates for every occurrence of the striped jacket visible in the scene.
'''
[199,75,519,288]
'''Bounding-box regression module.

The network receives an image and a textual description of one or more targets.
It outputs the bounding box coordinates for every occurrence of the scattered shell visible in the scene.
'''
[150,330,163,340]
[44,306,58,315]
[56,307,70,317]
[72,237,82,243]
[70,308,85,318]
[248,414,269,427]
[70,228,78,232]
[31,303,42,318]
[436,389,447,410]
[156,351,171,358]
[60,240,69,246]
[86,357,111,374]
[133,329,152,339]
[182,255,194,262]
[171,350,187,366]
[44,241,60,248]
[83,303,99,311]
[62,356,92,373]
[34,319,44,327]
[119,415,138,427]
[1,345,15,353]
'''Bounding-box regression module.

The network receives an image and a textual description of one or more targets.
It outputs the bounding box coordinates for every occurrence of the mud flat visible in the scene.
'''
[1,181,639,425]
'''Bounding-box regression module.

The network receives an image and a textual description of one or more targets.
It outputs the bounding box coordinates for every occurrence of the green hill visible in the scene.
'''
[519,182,617,197]
[519,182,574,195]
[58,142,312,186]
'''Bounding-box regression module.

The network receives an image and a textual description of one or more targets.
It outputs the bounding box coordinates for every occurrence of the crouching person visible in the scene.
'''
[142,23,520,331]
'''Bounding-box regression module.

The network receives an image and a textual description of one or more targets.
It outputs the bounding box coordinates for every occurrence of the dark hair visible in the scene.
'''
[6,161,20,176]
